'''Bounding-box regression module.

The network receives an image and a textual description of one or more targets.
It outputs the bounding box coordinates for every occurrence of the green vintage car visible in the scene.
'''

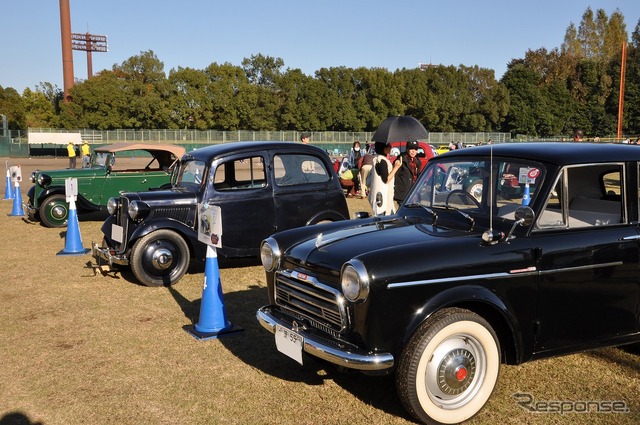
[26,142,186,227]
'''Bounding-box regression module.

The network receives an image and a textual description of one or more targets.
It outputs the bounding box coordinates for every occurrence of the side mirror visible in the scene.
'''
[514,206,535,226]
[482,206,535,245]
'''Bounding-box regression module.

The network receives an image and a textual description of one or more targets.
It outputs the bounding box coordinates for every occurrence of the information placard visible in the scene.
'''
[197,203,222,248]
[65,177,78,202]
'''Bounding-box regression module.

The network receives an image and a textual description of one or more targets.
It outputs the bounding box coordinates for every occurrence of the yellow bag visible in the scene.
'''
[341,169,354,180]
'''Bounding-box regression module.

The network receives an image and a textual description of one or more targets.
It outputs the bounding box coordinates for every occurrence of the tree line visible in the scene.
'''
[1,7,639,139]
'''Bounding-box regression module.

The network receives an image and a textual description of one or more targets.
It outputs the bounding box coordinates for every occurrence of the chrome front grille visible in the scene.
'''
[274,270,348,336]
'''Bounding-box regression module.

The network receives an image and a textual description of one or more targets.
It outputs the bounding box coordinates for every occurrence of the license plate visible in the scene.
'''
[275,324,303,365]
[111,224,124,243]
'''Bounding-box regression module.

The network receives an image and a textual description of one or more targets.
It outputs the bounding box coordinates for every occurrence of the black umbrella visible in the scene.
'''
[371,116,428,144]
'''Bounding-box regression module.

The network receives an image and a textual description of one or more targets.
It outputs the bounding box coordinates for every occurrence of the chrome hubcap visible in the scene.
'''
[151,248,173,270]
[51,205,67,219]
[425,334,486,409]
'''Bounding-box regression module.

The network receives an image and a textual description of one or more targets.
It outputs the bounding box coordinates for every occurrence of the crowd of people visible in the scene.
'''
[331,139,424,216]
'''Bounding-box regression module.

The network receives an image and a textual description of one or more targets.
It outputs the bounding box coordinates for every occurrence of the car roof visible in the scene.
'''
[184,141,329,160]
[94,142,186,158]
[443,142,640,166]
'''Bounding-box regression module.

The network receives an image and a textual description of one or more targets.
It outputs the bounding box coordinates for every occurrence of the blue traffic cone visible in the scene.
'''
[2,169,13,200]
[9,181,24,216]
[186,245,242,340]
[57,197,90,256]
[522,183,530,206]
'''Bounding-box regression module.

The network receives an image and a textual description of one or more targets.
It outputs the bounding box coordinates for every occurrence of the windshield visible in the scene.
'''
[91,152,111,167]
[174,159,207,188]
[404,157,544,220]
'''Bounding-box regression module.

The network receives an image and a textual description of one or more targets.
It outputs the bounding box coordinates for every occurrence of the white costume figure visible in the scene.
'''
[369,154,395,216]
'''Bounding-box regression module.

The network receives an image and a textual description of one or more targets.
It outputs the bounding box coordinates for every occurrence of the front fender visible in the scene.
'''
[400,285,523,364]
[37,186,98,212]
[306,209,350,225]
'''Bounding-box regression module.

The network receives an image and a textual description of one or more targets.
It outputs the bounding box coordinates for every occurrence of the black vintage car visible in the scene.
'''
[257,142,640,424]
[93,141,350,286]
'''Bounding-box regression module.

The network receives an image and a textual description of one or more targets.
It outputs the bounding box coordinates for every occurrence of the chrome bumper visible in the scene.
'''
[24,202,37,219]
[256,305,394,371]
[92,242,130,266]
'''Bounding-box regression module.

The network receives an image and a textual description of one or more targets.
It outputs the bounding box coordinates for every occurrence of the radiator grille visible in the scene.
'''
[114,197,129,252]
[274,270,348,336]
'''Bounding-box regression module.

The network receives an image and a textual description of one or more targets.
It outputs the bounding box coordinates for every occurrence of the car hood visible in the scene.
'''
[35,166,107,178]
[282,215,488,282]
[123,186,197,204]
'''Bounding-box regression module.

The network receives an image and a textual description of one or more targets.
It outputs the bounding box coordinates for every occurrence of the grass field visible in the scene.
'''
[0,157,638,425]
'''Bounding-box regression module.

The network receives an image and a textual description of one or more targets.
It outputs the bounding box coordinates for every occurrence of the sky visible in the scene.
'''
[2,1,640,94]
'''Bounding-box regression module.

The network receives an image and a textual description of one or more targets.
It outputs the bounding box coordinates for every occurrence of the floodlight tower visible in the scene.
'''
[59,0,108,102]
[71,33,108,80]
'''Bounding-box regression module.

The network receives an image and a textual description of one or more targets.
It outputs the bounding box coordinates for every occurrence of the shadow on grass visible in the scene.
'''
[23,210,110,228]
[0,411,43,425]
[165,281,411,422]
[585,346,640,373]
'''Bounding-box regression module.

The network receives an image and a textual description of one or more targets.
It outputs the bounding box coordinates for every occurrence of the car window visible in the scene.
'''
[213,156,266,191]
[406,158,544,222]
[274,154,329,186]
[537,164,624,230]
[176,159,207,187]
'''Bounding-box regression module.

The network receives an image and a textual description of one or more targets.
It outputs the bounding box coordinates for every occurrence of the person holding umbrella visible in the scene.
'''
[368,116,429,215]
[392,140,423,204]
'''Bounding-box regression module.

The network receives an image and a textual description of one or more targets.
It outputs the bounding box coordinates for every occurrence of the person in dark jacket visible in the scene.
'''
[392,140,423,203]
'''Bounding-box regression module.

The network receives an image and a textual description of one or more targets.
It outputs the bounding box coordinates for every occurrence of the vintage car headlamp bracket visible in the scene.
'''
[260,237,281,272]
[341,259,370,303]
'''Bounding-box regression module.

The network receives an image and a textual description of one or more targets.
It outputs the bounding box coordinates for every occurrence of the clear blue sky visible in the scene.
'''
[2,1,640,94]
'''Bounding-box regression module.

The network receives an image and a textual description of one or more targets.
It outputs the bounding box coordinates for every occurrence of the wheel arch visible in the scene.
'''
[37,186,97,212]
[305,209,349,225]
[129,219,201,259]
[400,286,522,365]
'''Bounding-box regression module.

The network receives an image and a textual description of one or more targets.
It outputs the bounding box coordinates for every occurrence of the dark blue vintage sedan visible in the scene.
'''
[257,142,640,424]
[93,141,349,286]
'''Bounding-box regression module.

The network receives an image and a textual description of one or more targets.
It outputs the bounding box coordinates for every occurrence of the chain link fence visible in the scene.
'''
[3,128,512,158]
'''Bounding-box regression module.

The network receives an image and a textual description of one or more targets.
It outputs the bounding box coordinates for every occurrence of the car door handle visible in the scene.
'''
[621,235,640,241]
[141,179,147,184]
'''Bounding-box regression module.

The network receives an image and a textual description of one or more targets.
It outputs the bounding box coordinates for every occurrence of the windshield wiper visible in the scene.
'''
[404,203,438,225]
[431,204,475,230]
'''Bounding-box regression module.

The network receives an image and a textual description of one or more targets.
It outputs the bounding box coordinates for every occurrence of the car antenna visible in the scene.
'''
[489,144,494,231]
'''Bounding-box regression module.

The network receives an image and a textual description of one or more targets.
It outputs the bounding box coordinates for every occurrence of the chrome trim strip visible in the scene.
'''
[537,261,623,275]
[388,271,516,289]
[256,306,394,371]
[388,261,623,289]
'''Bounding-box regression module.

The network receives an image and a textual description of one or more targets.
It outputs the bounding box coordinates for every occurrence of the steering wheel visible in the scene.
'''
[446,189,482,209]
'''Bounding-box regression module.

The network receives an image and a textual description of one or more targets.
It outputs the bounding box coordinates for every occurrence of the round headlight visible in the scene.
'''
[260,237,281,272]
[37,174,51,187]
[106,197,119,215]
[128,201,140,219]
[30,171,37,183]
[341,260,369,303]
